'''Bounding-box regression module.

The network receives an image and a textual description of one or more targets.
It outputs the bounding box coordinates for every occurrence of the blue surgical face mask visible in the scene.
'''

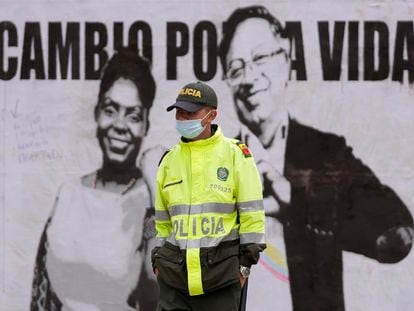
[176,111,212,139]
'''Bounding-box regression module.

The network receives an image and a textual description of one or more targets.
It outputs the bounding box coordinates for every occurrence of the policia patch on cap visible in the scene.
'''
[237,142,252,158]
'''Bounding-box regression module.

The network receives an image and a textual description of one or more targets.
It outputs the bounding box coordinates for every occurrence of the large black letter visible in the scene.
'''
[21,22,45,80]
[0,21,17,80]
[348,21,359,80]
[392,21,414,84]
[129,21,153,64]
[85,22,108,80]
[364,22,389,81]
[193,21,217,81]
[166,22,189,80]
[319,21,345,81]
[113,22,124,52]
[48,22,80,79]
[285,22,306,80]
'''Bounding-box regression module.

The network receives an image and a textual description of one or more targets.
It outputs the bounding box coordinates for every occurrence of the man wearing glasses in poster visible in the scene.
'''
[220,5,414,311]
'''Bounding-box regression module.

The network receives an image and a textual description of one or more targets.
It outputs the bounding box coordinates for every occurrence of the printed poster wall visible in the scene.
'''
[1,0,414,310]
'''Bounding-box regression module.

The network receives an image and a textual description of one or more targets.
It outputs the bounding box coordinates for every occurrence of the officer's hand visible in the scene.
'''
[154,268,160,276]
[239,273,247,287]
[257,160,291,211]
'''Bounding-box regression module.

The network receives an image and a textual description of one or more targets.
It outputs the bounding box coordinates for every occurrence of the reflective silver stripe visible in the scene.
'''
[155,237,167,247]
[236,200,264,213]
[166,235,180,247]
[240,232,266,244]
[155,210,170,221]
[168,205,189,217]
[169,202,236,217]
[193,229,239,248]
[167,229,239,249]
[190,202,236,215]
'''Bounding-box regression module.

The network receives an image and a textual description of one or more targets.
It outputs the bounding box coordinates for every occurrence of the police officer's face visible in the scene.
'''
[225,18,290,128]
[96,78,147,167]
[176,107,215,126]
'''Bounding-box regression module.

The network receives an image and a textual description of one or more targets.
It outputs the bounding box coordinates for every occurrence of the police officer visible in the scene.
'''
[152,81,266,311]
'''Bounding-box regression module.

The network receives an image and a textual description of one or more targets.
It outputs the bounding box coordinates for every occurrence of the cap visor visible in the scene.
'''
[166,101,203,112]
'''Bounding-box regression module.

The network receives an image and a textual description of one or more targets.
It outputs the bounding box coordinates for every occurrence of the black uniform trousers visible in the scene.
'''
[156,278,242,311]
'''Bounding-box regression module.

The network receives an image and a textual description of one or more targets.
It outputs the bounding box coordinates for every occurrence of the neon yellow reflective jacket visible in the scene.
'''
[152,125,266,296]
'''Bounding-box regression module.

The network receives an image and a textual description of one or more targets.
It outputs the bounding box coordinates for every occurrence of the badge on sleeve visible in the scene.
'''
[237,142,252,158]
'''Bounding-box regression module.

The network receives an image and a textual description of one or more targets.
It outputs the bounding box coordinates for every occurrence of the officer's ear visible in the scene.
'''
[208,109,218,122]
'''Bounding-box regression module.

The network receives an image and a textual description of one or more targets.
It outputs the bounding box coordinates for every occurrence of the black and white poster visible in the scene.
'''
[1,1,414,310]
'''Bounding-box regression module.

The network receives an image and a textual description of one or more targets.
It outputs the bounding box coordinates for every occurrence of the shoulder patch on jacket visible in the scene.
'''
[158,150,171,167]
[236,142,252,158]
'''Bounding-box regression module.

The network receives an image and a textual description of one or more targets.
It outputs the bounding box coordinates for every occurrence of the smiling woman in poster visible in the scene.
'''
[30,48,158,311]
